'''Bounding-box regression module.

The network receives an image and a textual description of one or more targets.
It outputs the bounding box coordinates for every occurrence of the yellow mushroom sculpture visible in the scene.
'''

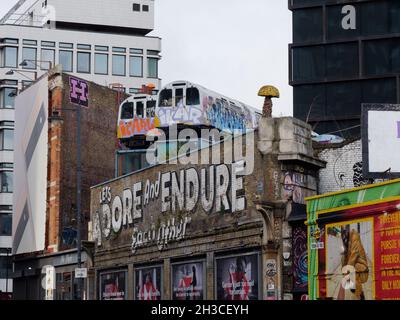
[258,85,280,118]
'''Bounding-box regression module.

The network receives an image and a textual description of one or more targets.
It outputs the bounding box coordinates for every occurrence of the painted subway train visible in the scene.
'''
[117,80,261,147]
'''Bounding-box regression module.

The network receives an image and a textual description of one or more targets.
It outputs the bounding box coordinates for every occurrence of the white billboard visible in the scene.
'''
[13,76,49,254]
[362,104,400,178]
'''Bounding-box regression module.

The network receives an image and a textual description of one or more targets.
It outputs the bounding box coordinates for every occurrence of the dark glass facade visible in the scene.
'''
[290,0,400,137]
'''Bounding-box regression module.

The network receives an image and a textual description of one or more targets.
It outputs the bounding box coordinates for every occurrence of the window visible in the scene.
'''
[113,47,126,53]
[59,50,73,72]
[95,45,108,52]
[129,88,141,94]
[326,43,359,79]
[1,88,17,109]
[95,53,108,75]
[146,100,156,117]
[1,38,18,45]
[0,129,13,150]
[41,48,55,70]
[147,50,159,56]
[143,5,149,12]
[187,87,200,105]
[59,42,73,49]
[130,48,143,55]
[3,47,18,68]
[121,102,134,120]
[22,47,37,69]
[133,3,140,11]
[112,55,126,76]
[41,41,55,47]
[159,89,172,107]
[77,52,91,73]
[0,171,12,193]
[175,88,184,107]
[129,56,143,77]
[0,254,12,276]
[136,101,144,118]
[147,58,158,78]
[292,46,324,82]
[77,44,91,50]
[327,5,360,40]
[0,163,13,169]
[364,39,400,76]
[23,39,37,46]
[293,8,323,43]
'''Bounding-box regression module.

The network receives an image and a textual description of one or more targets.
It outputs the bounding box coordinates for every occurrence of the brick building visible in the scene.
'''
[89,117,325,300]
[12,67,127,300]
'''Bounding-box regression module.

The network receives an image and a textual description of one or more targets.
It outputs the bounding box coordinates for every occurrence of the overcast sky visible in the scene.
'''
[0,0,292,115]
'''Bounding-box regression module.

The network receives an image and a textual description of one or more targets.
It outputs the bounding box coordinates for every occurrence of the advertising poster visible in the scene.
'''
[172,262,204,300]
[100,271,127,300]
[135,266,162,300]
[216,253,259,300]
[321,210,400,300]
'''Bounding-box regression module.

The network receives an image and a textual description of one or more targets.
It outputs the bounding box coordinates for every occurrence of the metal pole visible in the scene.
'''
[5,249,9,295]
[76,104,82,300]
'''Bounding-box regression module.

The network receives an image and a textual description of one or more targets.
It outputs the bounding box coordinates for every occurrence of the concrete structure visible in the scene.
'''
[0,0,160,295]
[290,0,400,137]
[11,69,127,300]
[89,117,325,300]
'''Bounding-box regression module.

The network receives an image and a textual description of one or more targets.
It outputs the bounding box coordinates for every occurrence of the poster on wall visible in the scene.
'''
[99,270,127,300]
[318,207,400,300]
[172,261,205,300]
[135,266,162,300]
[216,253,260,300]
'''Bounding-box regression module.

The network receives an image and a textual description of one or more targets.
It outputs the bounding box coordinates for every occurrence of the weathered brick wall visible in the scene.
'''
[317,139,375,194]
[56,74,127,251]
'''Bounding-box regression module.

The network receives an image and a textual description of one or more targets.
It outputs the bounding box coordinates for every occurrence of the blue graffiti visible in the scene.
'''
[206,98,247,132]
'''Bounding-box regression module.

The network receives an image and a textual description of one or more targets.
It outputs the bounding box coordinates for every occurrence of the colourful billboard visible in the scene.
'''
[306,179,400,300]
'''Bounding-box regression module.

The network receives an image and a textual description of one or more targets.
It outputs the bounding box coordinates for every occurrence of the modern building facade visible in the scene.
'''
[0,0,161,296]
[289,0,400,138]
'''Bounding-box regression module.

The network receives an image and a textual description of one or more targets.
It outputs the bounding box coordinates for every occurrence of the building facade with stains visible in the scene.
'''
[11,67,127,300]
[89,117,325,300]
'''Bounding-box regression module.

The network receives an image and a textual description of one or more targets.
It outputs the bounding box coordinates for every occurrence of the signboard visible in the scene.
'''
[306,180,400,300]
[171,261,205,300]
[216,253,260,300]
[75,268,88,279]
[362,104,400,178]
[13,76,49,254]
[135,266,162,300]
[99,270,127,300]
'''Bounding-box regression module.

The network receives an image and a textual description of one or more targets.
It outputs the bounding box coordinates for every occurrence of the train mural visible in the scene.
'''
[117,80,261,148]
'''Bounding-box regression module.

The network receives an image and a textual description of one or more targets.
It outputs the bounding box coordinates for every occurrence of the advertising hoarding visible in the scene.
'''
[362,104,400,178]
[215,253,260,300]
[306,180,400,300]
[99,270,127,300]
[13,76,49,254]
[135,266,162,300]
[171,261,205,300]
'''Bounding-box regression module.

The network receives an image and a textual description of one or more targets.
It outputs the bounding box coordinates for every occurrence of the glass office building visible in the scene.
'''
[289,0,400,137]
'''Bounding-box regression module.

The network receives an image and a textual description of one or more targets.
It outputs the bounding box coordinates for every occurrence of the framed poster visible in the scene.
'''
[171,260,205,300]
[99,270,127,300]
[215,252,261,300]
[135,266,163,300]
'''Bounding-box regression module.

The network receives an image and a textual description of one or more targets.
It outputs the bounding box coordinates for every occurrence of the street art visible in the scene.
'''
[93,163,247,250]
[292,226,308,292]
[69,77,89,107]
[118,118,159,139]
[156,105,204,127]
[282,172,308,204]
[202,96,252,133]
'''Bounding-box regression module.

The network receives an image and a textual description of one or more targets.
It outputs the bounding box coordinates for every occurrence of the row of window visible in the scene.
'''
[291,38,400,83]
[293,0,400,44]
[132,3,149,12]
[1,46,159,78]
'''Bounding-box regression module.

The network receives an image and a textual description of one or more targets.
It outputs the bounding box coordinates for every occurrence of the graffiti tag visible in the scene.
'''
[69,77,89,107]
